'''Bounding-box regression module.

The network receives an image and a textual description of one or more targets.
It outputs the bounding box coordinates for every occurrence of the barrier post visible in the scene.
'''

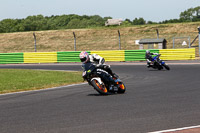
[33,32,37,52]
[118,30,121,50]
[188,37,191,48]
[73,32,76,51]
[156,29,159,39]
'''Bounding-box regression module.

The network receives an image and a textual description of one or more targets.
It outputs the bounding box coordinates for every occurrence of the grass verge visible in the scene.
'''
[0,69,83,94]
[1,22,200,53]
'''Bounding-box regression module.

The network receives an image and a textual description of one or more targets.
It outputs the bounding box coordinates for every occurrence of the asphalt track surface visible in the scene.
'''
[0,61,200,133]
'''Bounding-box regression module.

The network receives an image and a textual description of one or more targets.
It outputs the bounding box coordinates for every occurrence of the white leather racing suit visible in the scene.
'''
[89,54,105,65]
[89,54,118,78]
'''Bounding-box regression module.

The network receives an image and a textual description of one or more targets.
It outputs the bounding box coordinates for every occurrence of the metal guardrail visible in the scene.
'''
[0,48,196,64]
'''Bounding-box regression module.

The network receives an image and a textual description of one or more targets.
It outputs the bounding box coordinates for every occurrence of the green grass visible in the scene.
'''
[0,69,83,94]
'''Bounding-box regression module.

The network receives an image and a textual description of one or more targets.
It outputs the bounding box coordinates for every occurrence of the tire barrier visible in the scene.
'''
[0,48,196,64]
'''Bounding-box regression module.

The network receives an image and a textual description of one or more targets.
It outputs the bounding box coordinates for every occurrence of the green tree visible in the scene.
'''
[132,17,146,25]
[90,15,104,26]
[22,15,47,31]
[66,19,81,29]
[147,21,157,24]
[121,21,132,26]
[179,6,200,22]
[78,18,90,28]
[125,19,132,24]
[0,19,18,32]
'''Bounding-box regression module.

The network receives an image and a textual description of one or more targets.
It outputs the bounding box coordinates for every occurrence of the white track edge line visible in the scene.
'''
[149,125,200,133]
[0,82,87,96]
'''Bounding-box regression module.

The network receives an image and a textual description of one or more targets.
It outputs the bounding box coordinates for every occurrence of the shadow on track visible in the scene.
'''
[87,93,109,96]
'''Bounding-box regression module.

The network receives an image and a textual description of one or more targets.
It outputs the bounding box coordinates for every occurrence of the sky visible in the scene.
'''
[0,0,199,22]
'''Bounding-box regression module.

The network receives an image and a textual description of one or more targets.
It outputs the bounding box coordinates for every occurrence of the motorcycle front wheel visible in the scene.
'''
[163,64,170,70]
[117,82,126,94]
[91,79,109,95]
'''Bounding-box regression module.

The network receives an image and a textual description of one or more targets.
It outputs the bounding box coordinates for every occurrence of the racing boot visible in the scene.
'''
[147,62,151,68]
[112,73,119,79]
[104,66,119,79]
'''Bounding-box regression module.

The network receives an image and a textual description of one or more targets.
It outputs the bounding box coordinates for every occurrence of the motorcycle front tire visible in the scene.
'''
[117,82,126,94]
[163,64,170,70]
[91,79,109,95]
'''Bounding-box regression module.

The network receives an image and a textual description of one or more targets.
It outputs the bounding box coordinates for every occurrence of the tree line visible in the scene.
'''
[0,14,112,33]
[0,6,200,33]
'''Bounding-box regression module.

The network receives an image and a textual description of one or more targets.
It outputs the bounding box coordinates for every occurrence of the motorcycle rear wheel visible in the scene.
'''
[91,79,109,95]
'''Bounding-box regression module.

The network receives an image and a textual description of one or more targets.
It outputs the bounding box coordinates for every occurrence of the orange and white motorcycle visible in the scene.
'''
[82,62,126,95]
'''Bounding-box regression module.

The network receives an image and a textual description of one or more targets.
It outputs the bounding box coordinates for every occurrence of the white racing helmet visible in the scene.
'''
[79,51,89,63]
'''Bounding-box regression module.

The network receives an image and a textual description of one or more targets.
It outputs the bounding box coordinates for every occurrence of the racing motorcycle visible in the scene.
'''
[150,54,170,70]
[82,62,126,95]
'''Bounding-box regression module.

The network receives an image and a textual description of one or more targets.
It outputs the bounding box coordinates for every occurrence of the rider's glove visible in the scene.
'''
[104,65,111,70]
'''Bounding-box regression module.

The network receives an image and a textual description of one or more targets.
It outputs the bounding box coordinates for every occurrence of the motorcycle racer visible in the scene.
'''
[145,50,160,67]
[79,51,118,91]
[79,51,118,78]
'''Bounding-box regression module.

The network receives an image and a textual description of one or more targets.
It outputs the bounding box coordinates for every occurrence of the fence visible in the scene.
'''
[173,36,191,49]
[0,48,195,64]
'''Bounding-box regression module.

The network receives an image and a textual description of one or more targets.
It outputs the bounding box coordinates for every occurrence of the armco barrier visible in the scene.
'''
[24,52,57,63]
[159,48,195,60]
[0,48,196,64]
[57,51,90,63]
[125,50,159,61]
[0,53,24,64]
[90,50,125,61]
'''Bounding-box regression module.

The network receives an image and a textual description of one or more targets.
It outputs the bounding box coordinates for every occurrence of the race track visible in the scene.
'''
[0,62,200,133]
